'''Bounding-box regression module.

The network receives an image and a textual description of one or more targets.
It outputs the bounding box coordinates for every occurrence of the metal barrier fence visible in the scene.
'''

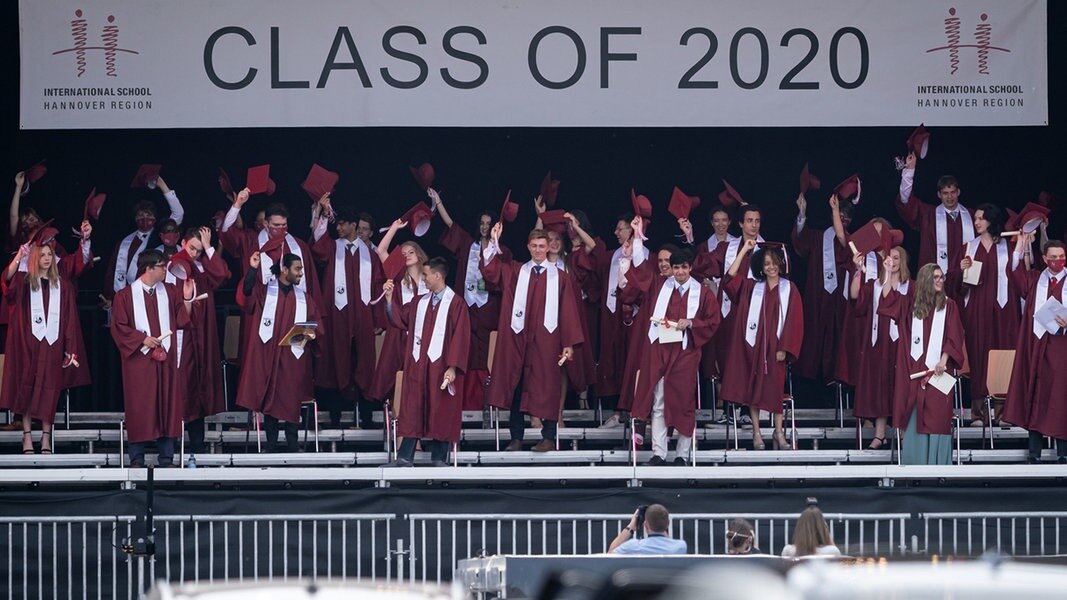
[1,514,395,600]
[920,511,1067,557]
[405,512,910,584]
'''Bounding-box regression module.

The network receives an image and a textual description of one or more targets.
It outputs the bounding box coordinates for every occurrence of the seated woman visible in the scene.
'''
[726,518,761,555]
[781,506,842,558]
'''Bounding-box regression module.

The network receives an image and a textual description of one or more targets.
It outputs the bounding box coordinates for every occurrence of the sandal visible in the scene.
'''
[867,436,887,450]
[752,434,766,451]
[22,431,35,454]
[40,430,53,455]
[773,431,789,450]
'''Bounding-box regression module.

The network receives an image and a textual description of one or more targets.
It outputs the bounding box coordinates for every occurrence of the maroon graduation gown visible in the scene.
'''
[1004,267,1067,438]
[628,272,720,434]
[0,275,86,422]
[560,253,596,394]
[56,247,93,390]
[616,270,652,411]
[880,292,965,435]
[178,250,231,422]
[387,290,471,442]
[851,280,912,420]
[896,193,972,302]
[719,275,804,414]
[111,282,192,442]
[367,276,425,401]
[791,224,850,382]
[235,276,322,423]
[311,234,384,395]
[947,240,1021,401]
[482,257,584,420]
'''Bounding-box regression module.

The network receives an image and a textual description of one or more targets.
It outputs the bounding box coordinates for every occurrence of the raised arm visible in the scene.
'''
[429,187,453,228]
[896,153,922,230]
[9,172,24,240]
[566,213,596,254]
[376,218,405,262]
[829,195,847,247]
[156,176,185,226]
[727,238,757,279]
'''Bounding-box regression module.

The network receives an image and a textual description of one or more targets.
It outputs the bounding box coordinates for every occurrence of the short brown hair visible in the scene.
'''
[644,504,670,533]
[528,228,550,243]
[936,175,959,191]
[1043,240,1065,255]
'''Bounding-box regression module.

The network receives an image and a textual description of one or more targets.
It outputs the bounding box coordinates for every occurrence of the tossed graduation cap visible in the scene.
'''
[301,163,340,203]
[28,219,58,247]
[847,221,883,256]
[539,171,561,208]
[906,124,930,159]
[83,187,107,221]
[260,235,287,262]
[500,190,520,223]
[668,186,700,221]
[167,249,194,280]
[399,202,434,236]
[382,246,408,280]
[409,163,435,191]
[630,188,652,219]
[539,209,570,236]
[879,228,905,254]
[799,163,821,195]
[245,164,272,196]
[1016,202,1050,234]
[20,160,47,196]
[218,168,234,196]
[833,174,862,205]
[130,164,162,189]
[718,179,744,209]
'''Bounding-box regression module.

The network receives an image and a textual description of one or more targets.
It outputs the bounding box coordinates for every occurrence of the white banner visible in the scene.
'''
[18,0,1048,129]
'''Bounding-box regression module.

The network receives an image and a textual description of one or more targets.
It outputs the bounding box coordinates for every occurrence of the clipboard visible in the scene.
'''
[279,321,318,347]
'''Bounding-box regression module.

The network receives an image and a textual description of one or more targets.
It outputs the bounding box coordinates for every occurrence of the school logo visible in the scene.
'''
[927,8,1010,75]
[52,9,140,77]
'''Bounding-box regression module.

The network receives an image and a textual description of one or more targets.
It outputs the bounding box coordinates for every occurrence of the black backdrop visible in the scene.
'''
[3,3,1065,409]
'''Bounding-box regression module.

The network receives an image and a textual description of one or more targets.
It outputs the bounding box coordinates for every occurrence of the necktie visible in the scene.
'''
[346,243,354,253]
[146,286,155,296]
[948,211,958,221]
[431,293,440,308]
[534,266,544,275]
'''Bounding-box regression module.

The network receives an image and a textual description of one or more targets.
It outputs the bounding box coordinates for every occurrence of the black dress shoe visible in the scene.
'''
[1028,456,1042,464]
[505,440,523,451]
[673,457,688,466]
[432,460,450,467]
[646,455,667,466]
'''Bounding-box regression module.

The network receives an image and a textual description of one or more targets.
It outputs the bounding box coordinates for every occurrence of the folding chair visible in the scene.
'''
[388,371,403,460]
[221,315,241,410]
[984,349,1015,449]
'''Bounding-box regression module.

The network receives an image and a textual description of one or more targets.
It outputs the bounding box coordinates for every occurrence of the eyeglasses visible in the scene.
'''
[151,264,167,270]
[931,274,945,281]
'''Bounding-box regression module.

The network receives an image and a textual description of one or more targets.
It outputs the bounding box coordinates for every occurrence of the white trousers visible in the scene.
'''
[652,377,692,460]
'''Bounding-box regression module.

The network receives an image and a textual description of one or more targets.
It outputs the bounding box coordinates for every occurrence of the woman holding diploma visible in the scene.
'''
[879,263,965,465]
[951,204,1021,426]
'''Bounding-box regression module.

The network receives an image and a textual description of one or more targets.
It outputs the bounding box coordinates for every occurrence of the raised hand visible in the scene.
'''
[80,220,93,240]
[534,195,546,214]
[491,221,503,245]
[905,152,917,170]
[235,188,250,208]
[249,251,261,269]
[796,193,807,216]
[14,171,25,189]
[829,194,840,211]
[199,226,212,248]
[427,187,441,208]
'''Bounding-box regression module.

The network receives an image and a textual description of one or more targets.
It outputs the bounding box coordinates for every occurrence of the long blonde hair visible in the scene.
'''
[876,246,911,284]
[913,263,946,320]
[27,245,60,292]
[401,241,428,290]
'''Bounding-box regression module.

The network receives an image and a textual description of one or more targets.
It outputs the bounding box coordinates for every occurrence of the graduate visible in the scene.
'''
[166,226,231,453]
[1,240,90,454]
[235,251,322,452]
[720,239,804,450]
[110,249,194,467]
[383,257,471,467]
[879,263,965,465]
[1005,237,1067,463]
[624,234,720,465]
[481,222,584,452]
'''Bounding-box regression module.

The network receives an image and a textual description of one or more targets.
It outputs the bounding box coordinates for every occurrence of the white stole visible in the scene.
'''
[29,279,61,344]
[822,227,839,294]
[259,281,308,358]
[400,276,428,305]
[910,305,947,369]
[934,204,975,272]
[871,280,908,346]
[511,262,559,334]
[745,280,790,347]
[334,238,371,310]
[722,235,763,317]
[257,229,307,292]
[113,231,149,292]
[1032,269,1056,339]
[647,278,701,349]
[607,245,648,313]
[132,280,171,354]
[707,233,737,253]
[413,287,455,362]
[963,238,1008,308]
[463,241,489,307]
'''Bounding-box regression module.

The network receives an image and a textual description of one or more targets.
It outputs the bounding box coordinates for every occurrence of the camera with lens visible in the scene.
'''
[634,505,649,538]
[806,497,819,508]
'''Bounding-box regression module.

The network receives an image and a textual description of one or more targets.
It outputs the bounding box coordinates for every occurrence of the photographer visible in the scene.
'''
[609,504,687,555]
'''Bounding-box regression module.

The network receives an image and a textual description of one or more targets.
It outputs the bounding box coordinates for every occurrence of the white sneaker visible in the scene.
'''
[599,414,623,429]
[739,415,754,430]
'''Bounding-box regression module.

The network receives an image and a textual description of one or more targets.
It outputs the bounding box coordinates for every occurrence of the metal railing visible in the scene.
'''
[920,511,1067,557]
[405,511,910,584]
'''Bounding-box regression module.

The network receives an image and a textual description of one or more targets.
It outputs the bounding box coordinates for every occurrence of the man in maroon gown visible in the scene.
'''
[383,257,471,466]
[625,246,720,465]
[1005,238,1067,463]
[111,250,194,467]
[167,227,231,453]
[897,153,974,302]
[310,203,383,426]
[481,224,583,452]
[236,252,323,452]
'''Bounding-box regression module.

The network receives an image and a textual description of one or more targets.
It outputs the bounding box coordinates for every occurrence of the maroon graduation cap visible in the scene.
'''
[167,249,195,280]
[539,171,561,208]
[833,174,862,205]
[500,190,519,223]
[29,219,58,247]
[667,186,700,221]
[906,124,930,159]
[218,168,234,196]
[757,241,790,275]
[539,209,570,236]
[83,187,107,221]
[409,163,435,191]
[847,221,883,256]
[718,179,745,209]
[1016,202,1050,234]
[20,160,47,196]
[399,202,434,236]
[130,164,162,189]
[260,234,287,263]
[382,246,408,280]
[301,163,340,203]
[631,188,652,219]
[245,164,272,196]
[879,228,905,254]
[799,163,821,195]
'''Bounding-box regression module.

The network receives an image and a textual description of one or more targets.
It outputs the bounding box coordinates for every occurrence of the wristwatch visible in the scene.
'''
[624,526,635,535]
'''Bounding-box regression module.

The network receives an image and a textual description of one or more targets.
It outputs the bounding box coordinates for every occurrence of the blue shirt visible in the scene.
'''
[612,533,688,555]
